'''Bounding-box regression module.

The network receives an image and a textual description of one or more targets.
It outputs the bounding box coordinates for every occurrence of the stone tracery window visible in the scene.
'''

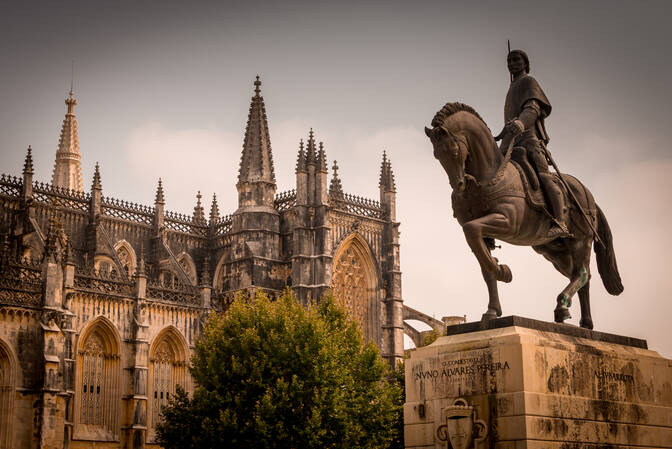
[75,319,121,440]
[148,329,189,442]
[332,247,368,331]
[116,246,133,275]
[332,235,378,342]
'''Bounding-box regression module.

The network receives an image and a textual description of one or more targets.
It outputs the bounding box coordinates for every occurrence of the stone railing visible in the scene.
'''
[274,189,296,212]
[164,210,208,237]
[102,196,154,225]
[0,174,22,198]
[73,266,134,296]
[213,214,233,236]
[329,192,385,219]
[146,278,201,306]
[0,255,44,307]
[32,181,90,212]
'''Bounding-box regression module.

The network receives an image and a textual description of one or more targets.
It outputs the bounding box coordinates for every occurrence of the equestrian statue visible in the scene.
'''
[425,48,623,328]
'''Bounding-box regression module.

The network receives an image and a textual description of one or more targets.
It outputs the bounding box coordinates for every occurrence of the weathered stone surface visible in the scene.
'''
[405,316,672,448]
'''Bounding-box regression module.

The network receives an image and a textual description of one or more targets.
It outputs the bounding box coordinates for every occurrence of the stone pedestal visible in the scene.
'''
[404,316,672,448]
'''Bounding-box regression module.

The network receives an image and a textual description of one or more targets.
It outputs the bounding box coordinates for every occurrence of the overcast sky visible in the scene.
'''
[1,0,671,356]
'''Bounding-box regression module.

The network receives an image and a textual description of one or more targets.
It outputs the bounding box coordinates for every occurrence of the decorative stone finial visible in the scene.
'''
[329,160,344,198]
[209,193,220,223]
[92,162,102,190]
[23,146,34,175]
[296,139,307,173]
[155,178,165,204]
[379,151,396,192]
[254,75,261,97]
[317,142,327,171]
[193,191,206,225]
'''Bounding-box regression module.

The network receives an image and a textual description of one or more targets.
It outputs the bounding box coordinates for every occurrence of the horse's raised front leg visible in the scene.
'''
[463,213,513,283]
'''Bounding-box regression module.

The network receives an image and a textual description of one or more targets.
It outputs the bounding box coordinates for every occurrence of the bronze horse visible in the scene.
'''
[425,102,623,328]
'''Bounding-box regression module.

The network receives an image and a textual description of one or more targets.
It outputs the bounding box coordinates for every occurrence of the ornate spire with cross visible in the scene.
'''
[238,76,276,186]
[192,191,206,225]
[52,88,83,192]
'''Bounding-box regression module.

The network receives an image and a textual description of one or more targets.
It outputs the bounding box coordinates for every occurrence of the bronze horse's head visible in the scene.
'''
[425,125,469,192]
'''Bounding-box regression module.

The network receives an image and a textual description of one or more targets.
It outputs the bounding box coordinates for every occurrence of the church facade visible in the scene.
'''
[0,77,450,449]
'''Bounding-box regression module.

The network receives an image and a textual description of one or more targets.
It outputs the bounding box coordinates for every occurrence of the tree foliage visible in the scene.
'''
[156,289,402,449]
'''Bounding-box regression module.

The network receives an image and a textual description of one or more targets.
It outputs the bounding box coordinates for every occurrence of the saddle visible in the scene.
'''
[509,146,550,212]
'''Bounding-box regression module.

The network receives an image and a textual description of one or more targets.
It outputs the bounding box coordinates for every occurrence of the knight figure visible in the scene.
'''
[496,49,569,239]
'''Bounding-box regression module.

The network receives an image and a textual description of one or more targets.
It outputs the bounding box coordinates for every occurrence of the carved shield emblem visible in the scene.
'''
[446,413,473,449]
[437,398,488,449]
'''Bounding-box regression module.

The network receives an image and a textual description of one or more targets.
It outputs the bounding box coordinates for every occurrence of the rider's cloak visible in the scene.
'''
[504,75,552,144]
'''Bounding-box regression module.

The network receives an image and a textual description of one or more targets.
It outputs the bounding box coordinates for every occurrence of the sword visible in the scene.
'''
[543,146,604,248]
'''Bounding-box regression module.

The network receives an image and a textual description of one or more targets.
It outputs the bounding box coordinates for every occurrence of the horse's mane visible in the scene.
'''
[431,102,491,133]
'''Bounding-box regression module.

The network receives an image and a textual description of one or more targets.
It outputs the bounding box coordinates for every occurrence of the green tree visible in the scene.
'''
[156,289,402,449]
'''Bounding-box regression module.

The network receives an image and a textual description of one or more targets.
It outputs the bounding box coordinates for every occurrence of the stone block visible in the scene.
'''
[404,316,672,448]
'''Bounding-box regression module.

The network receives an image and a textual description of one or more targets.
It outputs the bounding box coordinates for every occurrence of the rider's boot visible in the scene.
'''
[541,174,570,239]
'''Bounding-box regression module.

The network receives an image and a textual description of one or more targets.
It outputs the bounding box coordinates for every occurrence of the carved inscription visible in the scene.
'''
[411,350,511,397]
[594,370,634,384]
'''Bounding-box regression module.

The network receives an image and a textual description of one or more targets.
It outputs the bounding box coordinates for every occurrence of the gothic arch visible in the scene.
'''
[212,252,228,292]
[74,316,122,441]
[113,240,137,276]
[93,254,119,276]
[147,326,190,442]
[176,252,197,285]
[331,233,382,343]
[0,339,17,449]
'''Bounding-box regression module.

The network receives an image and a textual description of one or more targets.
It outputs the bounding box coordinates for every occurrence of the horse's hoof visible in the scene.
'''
[482,310,498,321]
[496,264,512,283]
[580,318,594,330]
[554,307,571,323]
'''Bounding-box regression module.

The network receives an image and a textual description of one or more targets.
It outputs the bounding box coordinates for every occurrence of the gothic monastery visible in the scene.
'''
[0,78,448,449]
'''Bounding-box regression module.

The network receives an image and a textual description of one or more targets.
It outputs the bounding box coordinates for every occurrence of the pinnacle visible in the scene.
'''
[209,193,220,222]
[306,129,317,164]
[238,76,276,185]
[317,142,327,172]
[193,191,206,225]
[155,178,165,204]
[91,162,102,190]
[296,139,307,173]
[23,146,34,175]
[379,151,396,192]
[329,160,344,198]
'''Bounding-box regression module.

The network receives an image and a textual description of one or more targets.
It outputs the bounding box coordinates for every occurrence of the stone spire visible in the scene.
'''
[155,178,165,205]
[209,193,220,222]
[329,160,344,198]
[295,139,307,173]
[237,76,276,186]
[52,89,83,192]
[306,129,317,165]
[379,151,396,192]
[192,191,206,225]
[91,162,102,191]
[23,146,34,176]
[317,142,327,172]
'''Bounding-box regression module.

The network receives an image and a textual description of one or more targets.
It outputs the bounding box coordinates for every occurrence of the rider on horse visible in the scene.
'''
[496,49,570,239]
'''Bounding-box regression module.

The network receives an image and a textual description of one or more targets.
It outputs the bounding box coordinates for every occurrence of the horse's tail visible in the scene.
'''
[594,204,624,295]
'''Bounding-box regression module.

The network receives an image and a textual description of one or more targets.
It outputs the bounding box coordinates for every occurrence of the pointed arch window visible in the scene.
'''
[0,341,15,449]
[75,319,121,440]
[332,234,380,342]
[148,329,189,442]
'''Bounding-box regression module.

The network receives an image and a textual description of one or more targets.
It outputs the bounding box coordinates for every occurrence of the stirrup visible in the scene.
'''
[547,224,571,240]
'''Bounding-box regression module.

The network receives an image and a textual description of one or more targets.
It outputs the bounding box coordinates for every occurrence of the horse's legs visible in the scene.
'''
[481,258,502,320]
[578,280,593,329]
[463,213,513,282]
[534,239,592,324]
